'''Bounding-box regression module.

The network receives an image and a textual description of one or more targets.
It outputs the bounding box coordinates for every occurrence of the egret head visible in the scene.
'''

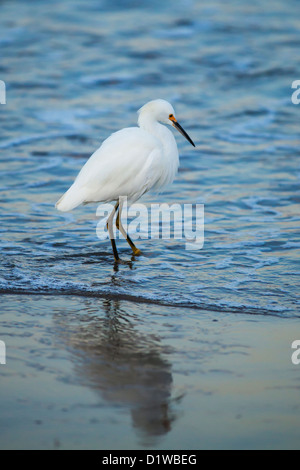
[138,99,195,147]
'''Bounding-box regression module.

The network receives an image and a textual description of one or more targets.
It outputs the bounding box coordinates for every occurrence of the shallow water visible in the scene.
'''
[0,0,300,449]
[1,294,300,450]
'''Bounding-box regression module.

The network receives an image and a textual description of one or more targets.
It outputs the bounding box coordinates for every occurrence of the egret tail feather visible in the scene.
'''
[55,186,85,212]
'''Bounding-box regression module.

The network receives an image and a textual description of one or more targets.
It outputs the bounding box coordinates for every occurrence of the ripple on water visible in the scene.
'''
[0,0,299,320]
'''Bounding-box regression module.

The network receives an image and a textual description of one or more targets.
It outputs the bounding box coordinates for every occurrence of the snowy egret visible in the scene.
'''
[56,99,195,261]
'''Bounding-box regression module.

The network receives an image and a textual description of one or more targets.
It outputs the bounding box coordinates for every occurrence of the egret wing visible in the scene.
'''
[56,127,164,211]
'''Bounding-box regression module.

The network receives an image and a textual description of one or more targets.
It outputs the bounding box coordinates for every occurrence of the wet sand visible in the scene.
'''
[0,294,299,450]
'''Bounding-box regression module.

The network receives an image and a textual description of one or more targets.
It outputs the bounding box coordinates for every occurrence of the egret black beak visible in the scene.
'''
[169,116,195,147]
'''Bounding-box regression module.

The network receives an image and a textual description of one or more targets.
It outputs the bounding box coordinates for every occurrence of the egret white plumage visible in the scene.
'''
[56,99,195,261]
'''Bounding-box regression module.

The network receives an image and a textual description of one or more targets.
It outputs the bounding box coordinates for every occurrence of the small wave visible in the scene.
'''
[80,73,135,86]
[0,131,78,149]
[0,157,63,177]
[282,241,300,249]
[0,274,295,319]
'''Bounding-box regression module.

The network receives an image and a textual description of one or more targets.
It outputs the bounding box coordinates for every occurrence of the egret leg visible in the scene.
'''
[107,201,120,261]
[116,199,141,256]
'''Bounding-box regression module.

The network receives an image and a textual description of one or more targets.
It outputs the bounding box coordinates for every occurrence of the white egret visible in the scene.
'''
[56,99,195,261]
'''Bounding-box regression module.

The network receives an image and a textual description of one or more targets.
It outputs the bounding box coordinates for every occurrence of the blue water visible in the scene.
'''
[1,0,299,317]
[0,0,300,450]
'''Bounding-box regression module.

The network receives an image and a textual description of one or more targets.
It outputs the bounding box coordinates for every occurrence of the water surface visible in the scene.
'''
[0,0,299,449]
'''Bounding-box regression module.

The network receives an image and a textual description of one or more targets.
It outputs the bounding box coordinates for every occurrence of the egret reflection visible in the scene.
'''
[54,299,178,445]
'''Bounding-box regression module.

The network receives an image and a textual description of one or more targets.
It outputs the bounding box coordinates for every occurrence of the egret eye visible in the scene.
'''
[169,114,173,118]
